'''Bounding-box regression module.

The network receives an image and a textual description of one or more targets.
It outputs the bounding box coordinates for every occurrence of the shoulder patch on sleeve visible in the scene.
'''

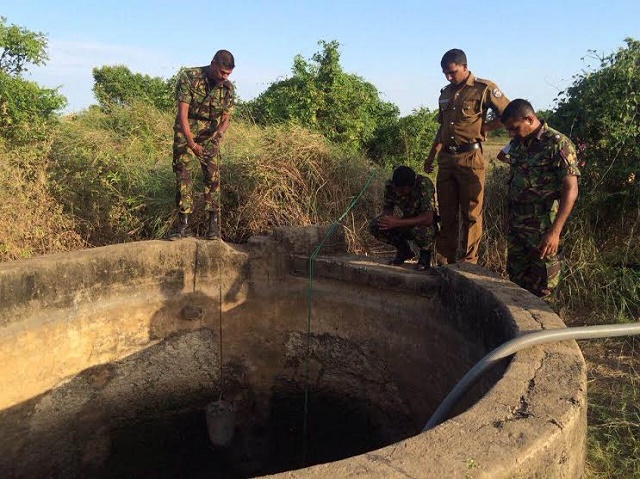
[492,87,503,98]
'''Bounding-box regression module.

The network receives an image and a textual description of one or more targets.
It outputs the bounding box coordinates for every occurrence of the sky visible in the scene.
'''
[2,0,639,116]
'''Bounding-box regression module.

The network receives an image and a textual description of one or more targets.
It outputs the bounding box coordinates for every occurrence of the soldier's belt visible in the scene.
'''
[188,115,212,121]
[444,142,481,154]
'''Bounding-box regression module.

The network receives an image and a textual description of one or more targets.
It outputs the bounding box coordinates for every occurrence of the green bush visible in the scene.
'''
[245,40,399,153]
[92,65,175,112]
[551,38,639,254]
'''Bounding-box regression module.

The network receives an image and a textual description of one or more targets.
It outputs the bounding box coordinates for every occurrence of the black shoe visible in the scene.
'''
[205,212,219,240]
[415,250,432,271]
[167,213,192,240]
[389,243,415,266]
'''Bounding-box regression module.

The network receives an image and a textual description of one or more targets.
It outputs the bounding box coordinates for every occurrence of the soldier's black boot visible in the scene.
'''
[167,213,192,240]
[205,211,219,240]
[416,250,432,271]
[389,241,414,266]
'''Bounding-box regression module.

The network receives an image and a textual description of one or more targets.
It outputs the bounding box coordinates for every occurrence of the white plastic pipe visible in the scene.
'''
[423,322,640,431]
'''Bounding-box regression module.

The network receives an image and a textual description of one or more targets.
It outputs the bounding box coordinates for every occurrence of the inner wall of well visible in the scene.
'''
[0,270,493,478]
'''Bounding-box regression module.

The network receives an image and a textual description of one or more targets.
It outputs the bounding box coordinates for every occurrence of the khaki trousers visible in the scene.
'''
[435,149,485,264]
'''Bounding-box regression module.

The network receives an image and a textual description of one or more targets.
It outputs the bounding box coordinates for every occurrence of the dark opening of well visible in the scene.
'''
[98,388,399,478]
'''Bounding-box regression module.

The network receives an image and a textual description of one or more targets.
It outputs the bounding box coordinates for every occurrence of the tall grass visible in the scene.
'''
[0,138,85,262]
[48,103,175,244]
[218,122,384,251]
[1,103,386,260]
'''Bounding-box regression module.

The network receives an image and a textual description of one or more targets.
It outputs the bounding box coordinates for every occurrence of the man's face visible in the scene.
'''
[504,116,536,139]
[209,62,233,82]
[442,62,468,85]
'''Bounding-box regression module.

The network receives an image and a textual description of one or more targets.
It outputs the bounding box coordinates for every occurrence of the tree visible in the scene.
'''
[0,17,66,142]
[551,38,639,204]
[92,65,174,111]
[0,16,48,75]
[246,40,400,151]
[368,106,439,169]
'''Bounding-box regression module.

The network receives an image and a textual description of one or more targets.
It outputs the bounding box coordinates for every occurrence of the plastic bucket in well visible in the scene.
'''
[205,400,235,447]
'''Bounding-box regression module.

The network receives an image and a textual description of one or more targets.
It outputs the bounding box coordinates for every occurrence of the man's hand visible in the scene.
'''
[423,157,435,174]
[378,215,401,231]
[189,142,204,158]
[538,229,561,259]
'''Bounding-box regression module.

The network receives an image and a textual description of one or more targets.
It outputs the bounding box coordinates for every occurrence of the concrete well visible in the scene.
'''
[0,226,586,478]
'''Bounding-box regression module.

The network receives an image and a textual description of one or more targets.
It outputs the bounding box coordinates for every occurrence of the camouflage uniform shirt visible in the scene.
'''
[508,122,581,234]
[506,122,580,297]
[173,66,235,149]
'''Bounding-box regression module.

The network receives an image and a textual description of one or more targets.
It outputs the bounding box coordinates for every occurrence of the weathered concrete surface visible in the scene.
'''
[0,226,586,478]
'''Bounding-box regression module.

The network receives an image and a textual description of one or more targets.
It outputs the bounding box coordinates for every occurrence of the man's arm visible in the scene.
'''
[177,101,204,157]
[214,112,231,139]
[481,118,503,136]
[538,175,579,258]
[423,127,442,173]
[496,143,511,164]
[379,211,434,230]
[481,84,510,137]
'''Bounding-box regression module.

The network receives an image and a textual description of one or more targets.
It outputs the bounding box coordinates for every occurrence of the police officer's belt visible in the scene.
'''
[445,142,481,154]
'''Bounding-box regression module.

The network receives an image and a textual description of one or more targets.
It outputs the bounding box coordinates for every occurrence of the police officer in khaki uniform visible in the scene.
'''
[424,49,509,264]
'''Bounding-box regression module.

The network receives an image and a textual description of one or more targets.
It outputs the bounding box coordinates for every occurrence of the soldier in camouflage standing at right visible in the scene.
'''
[500,99,580,298]
[167,50,235,240]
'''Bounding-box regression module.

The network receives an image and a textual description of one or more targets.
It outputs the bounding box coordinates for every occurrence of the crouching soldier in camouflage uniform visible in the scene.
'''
[167,50,235,240]
[501,99,580,298]
[369,166,438,271]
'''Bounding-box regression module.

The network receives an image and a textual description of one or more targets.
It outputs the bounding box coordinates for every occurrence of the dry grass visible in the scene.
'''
[1,105,387,261]
[216,122,385,252]
[0,139,85,262]
[574,334,640,479]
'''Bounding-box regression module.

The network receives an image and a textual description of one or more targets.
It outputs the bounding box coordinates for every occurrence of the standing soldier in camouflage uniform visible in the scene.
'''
[369,166,438,271]
[501,99,580,298]
[167,50,235,240]
[424,49,510,264]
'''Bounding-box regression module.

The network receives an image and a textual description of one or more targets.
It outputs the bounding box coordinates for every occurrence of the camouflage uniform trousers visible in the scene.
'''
[507,227,563,298]
[172,130,220,214]
[369,215,436,252]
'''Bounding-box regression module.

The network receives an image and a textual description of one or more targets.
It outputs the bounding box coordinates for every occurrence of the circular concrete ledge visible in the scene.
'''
[0,227,586,478]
